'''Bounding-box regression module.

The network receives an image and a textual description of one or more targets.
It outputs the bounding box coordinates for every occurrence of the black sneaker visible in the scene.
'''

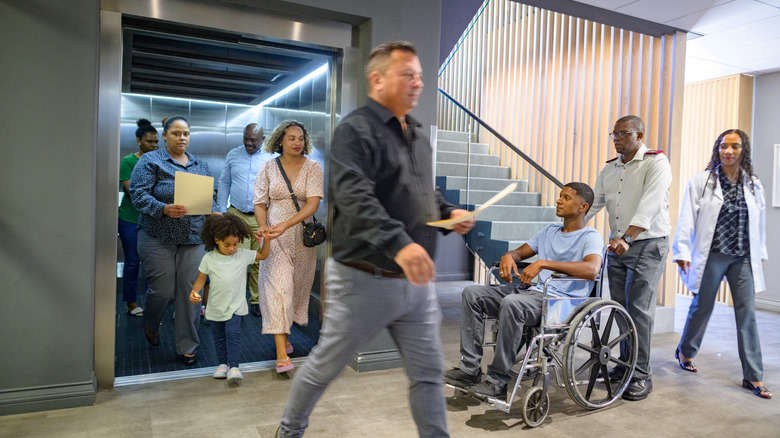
[469,380,507,398]
[608,366,626,383]
[444,367,482,388]
[622,377,652,401]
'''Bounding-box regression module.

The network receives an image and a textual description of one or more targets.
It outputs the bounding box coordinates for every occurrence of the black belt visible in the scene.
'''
[230,205,254,215]
[341,260,405,279]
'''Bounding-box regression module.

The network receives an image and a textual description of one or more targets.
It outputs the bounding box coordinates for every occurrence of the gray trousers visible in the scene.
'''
[678,252,763,381]
[137,229,204,355]
[279,260,449,438]
[458,284,542,384]
[607,236,669,380]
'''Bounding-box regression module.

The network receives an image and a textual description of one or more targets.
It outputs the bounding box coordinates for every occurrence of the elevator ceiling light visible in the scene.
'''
[258,63,328,107]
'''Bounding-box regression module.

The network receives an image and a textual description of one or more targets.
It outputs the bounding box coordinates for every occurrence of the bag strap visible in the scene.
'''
[276,157,302,212]
[275,157,319,224]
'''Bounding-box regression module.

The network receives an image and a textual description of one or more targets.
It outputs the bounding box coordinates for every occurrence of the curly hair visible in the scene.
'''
[704,129,755,194]
[200,213,252,251]
[263,120,311,155]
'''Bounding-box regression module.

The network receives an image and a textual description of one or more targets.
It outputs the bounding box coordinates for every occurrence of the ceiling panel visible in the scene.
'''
[570,0,639,10]
[607,0,734,24]
[122,17,332,105]
[665,0,780,34]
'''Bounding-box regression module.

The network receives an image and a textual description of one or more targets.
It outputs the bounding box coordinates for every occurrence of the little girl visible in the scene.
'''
[190,213,271,383]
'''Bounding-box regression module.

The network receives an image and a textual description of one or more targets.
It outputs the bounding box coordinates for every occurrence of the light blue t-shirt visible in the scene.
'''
[526,223,604,298]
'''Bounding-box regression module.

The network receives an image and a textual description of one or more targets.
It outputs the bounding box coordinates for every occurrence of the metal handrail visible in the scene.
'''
[438,88,564,189]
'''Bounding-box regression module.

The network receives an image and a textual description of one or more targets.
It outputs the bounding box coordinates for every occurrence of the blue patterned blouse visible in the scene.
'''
[710,170,750,257]
[129,148,216,245]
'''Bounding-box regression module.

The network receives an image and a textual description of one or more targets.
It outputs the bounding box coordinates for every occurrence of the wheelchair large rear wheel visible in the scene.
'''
[562,300,637,409]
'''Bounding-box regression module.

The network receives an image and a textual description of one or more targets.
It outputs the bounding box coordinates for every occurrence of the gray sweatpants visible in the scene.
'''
[278,259,449,438]
[457,284,543,384]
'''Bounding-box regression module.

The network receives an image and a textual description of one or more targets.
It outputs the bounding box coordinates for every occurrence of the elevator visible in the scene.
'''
[97,0,360,387]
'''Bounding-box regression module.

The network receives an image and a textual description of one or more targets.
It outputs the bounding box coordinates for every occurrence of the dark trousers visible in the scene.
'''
[118,218,141,303]
[607,236,669,380]
[211,314,243,368]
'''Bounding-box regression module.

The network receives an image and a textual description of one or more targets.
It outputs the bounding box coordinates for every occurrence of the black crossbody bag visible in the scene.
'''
[275,157,326,247]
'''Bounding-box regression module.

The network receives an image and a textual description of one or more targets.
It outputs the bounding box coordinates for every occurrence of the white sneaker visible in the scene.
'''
[228,367,243,383]
[213,364,229,379]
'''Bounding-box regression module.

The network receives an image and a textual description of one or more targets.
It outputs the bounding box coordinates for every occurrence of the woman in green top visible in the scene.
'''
[119,119,158,316]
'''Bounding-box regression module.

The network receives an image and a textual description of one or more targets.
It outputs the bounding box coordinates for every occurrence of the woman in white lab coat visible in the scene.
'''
[672,128,771,399]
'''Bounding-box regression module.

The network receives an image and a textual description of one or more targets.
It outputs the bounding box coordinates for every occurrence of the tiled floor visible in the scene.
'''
[2,281,778,437]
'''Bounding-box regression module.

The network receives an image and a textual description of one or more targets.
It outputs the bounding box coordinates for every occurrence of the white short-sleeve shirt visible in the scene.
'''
[198,248,257,321]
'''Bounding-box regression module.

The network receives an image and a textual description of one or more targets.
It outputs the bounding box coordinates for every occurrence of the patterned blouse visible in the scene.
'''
[129,148,215,245]
[710,170,750,257]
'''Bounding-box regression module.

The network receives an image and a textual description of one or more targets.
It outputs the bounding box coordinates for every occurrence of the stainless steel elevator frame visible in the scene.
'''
[96,0,361,388]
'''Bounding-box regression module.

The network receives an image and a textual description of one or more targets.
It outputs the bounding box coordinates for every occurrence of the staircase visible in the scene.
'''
[435,129,561,267]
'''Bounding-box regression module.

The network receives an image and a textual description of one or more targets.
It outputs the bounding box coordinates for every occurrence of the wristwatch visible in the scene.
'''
[620,234,634,246]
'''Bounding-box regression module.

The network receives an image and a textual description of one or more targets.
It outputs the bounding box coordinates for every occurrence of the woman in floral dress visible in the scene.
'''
[253,120,323,373]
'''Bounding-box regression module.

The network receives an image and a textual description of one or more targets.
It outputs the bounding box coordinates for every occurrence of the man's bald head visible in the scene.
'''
[243,123,264,154]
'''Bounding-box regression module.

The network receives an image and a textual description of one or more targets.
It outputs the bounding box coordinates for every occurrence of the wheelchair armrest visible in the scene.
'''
[541,275,592,298]
[491,261,532,269]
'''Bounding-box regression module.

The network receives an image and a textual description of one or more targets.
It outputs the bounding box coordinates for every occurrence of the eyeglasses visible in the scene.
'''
[608,131,639,140]
[719,142,742,150]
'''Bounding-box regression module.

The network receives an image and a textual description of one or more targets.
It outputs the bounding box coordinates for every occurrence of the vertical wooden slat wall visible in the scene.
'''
[438,0,687,304]
[676,74,754,305]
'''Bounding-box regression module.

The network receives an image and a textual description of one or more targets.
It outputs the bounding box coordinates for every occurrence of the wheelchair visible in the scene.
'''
[447,249,638,427]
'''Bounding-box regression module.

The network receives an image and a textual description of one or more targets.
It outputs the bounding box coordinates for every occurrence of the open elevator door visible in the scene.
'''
[110,13,343,384]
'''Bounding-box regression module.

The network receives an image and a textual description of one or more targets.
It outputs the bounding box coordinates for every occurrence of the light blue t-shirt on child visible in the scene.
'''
[198,248,257,322]
[526,223,604,298]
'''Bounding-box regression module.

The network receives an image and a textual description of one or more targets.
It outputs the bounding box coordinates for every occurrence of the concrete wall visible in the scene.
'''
[283,0,443,129]
[0,0,100,414]
[439,0,485,66]
[752,71,780,312]
[0,0,446,415]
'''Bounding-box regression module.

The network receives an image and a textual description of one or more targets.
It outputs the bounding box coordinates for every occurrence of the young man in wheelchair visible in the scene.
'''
[444,182,604,398]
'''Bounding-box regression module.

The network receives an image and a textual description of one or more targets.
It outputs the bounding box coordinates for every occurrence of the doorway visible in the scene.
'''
[98,1,356,386]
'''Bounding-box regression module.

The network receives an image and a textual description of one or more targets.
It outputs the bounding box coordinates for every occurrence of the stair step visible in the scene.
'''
[437,151,500,166]
[458,190,540,206]
[436,163,510,179]
[474,205,559,222]
[489,221,551,241]
[436,130,474,142]
[438,176,529,192]
[435,129,561,273]
[437,140,490,154]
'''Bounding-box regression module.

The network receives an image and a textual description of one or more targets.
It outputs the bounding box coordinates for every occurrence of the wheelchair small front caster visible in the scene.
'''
[521,386,549,427]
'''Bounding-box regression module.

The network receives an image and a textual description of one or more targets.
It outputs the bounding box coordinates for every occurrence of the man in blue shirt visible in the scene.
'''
[217,123,273,316]
[444,182,604,398]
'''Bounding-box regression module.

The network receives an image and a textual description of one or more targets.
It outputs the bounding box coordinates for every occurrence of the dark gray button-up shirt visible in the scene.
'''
[329,98,455,272]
